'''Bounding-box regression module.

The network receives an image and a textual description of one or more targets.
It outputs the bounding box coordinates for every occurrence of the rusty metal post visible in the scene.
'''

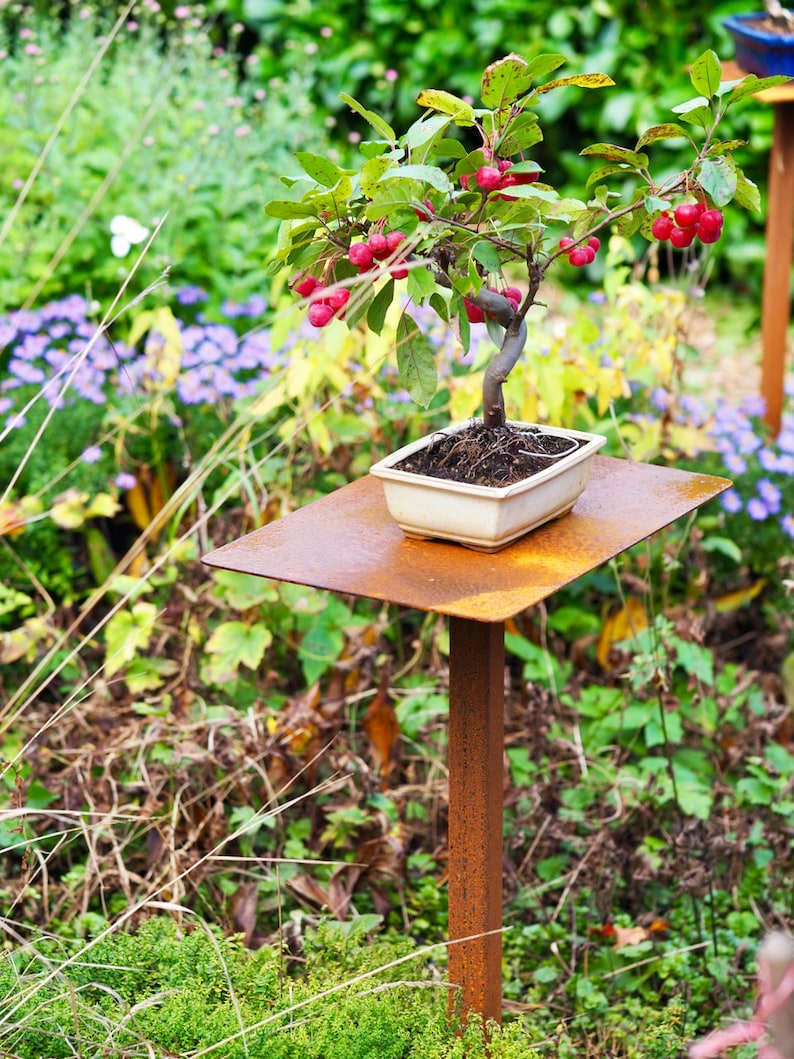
[761,99,794,435]
[447,617,505,1026]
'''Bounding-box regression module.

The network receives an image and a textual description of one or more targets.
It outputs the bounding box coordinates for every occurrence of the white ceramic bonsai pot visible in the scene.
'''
[370,421,607,552]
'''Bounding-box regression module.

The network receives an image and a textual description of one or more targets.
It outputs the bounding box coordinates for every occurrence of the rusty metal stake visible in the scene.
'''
[447,617,505,1026]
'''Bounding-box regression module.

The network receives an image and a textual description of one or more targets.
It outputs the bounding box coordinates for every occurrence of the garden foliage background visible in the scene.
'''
[2,0,794,1056]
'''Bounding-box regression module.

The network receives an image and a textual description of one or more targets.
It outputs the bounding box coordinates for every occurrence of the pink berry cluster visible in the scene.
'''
[559,235,601,268]
[463,285,522,324]
[292,274,351,328]
[347,229,409,278]
[294,229,412,328]
[651,202,724,248]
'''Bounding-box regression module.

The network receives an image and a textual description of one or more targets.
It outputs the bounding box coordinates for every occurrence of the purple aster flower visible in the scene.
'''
[746,497,769,521]
[176,286,208,305]
[757,479,782,514]
[759,448,780,472]
[650,387,670,412]
[736,429,763,455]
[721,489,743,514]
[81,445,103,464]
[777,429,794,454]
[782,513,794,539]
[8,357,45,384]
[723,452,747,475]
[115,472,137,490]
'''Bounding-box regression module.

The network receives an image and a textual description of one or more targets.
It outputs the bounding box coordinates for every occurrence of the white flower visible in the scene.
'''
[109,214,149,258]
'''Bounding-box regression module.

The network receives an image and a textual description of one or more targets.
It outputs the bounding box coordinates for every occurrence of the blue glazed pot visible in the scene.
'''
[724,13,794,77]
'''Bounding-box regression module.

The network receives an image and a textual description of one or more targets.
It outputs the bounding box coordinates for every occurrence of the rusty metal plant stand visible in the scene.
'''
[202,456,729,1027]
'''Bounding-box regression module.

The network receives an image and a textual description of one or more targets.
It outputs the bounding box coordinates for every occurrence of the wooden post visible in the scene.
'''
[447,617,505,1026]
[761,100,794,434]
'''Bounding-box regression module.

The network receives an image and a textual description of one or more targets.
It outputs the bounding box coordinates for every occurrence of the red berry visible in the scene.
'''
[368,232,390,259]
[587,236,601,252]
[326,288,350,312]
[559,237,575,251]
[293,274,318,297]
[670,226,696,249]
[503,286,522,306]
[497,158,513,173]
[699,209,724,233]
[386,230,406,253]
[414,198,434,220]
[475,166,503,191]
[673,203,700,229]
[569,246,594,267]
[463,299,485,323]
[697,227,722,245]
[460,172,471,190]
[496,173,520,200]
[307,303,335,327]
[513,169,540,185]
[349,242,374,269]
[651,214,674,241]
[390,265,409,279]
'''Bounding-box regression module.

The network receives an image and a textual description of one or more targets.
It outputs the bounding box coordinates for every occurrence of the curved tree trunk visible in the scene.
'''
[469,288,528,429]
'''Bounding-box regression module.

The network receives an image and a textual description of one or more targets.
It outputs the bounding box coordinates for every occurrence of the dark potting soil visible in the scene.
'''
[742,15,794,34]
[393,421,586,488]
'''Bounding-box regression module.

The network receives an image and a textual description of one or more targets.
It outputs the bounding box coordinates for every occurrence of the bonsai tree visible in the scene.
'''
[267,51,785,433]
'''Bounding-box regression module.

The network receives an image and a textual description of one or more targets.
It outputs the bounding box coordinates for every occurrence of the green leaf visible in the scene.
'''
[697,156,737,207]
[367,278,395,335]
[580,143,648,167]
[471,239,503,273]
[380,163,452,194]
[265,200,321,220]
[361,155,396,197]
[635,123,689,149]
[294,152,345,188]
[689,50,722,99]
[403,112,451,151]
[585,163,630,189]
[500,113,543,152]
[212,570,279,610]
[526,53,567,80]
[537,72,615,95]
[407,264,437,302]
[449,291,470,353]
[480,53,533,108]
[644,193,672,214]
[204,620,272,683]
[104,601,158,678]
[339,92,396,142]
[727,73,791,105]
[732,171,761,212]
[414,89,475,124]
[396,310,438,407]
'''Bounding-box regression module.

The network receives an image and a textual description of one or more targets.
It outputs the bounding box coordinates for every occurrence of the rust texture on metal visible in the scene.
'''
[447,618,505,1026]
[202,456,730,623]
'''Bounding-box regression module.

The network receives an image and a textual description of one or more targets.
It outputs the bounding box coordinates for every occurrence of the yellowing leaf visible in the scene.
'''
[128,306,183,390]
[104,601,158,677]
[85,492,121,519]
[203,620,272,684]
[715,579,767,614]
[597,597,649,669]
[50,489,90,529]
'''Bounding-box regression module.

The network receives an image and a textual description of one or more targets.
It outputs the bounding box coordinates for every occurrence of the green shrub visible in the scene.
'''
[0,4,333,313]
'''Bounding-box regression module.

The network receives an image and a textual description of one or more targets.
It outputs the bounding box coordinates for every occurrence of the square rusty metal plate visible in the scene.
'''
[201,456,730,622]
